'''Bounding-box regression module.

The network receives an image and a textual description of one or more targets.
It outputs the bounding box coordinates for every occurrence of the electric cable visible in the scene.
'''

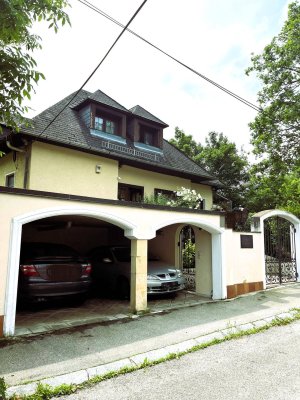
[39,0,148,136]
[77,0,261,112]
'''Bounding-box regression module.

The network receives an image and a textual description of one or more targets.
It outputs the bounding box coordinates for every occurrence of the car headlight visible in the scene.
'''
[147,274,159,280]
[176,269,183,278]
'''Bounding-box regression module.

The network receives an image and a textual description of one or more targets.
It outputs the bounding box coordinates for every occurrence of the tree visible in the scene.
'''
[194,132,249,208]
[277,166,300,217]
[169,127,202,159]
[246,1,300,168]
[0,0,70,132]
[246,1,300,216]
[245,160,284,212]
[169,129,249,209]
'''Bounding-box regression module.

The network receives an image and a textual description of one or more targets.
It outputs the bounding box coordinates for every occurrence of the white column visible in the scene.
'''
[211,232,226,299]
[3,218,22,336]
[130,239,148,313]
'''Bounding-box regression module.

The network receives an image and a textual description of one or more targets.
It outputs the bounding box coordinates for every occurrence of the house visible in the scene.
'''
[0,89,265,336]
[0,89,218,205]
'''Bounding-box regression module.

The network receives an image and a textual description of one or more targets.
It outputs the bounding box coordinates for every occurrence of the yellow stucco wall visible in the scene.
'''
[29,142,119,199]
[0,151,26,188]
[119,165,189,196]
[191,183,213,210]
[149,224,180,265]
[1,142,214,208]
[224,230,264,285]
[119,165,213,206]
[195,228,212,297]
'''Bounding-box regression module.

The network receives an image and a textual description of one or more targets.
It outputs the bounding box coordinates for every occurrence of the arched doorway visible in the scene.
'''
[264,216,297,285]
[179,225,196,291]
[3,206,139,336]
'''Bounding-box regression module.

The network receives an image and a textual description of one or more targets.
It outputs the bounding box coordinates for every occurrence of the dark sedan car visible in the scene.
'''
[18,242,92,301]
[88,246,186,298]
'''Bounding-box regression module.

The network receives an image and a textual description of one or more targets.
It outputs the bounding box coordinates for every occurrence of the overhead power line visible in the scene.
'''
[39,0,148,136]
[78,0,261,113]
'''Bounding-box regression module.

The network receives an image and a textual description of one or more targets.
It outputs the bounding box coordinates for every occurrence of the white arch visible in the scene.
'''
[4,206,227,336]
[251,209,300,289]
[253,209,300,226]
[12,206,138,232]
[152,216,226,301]
[152,216,224,235]
[4,206,138,336]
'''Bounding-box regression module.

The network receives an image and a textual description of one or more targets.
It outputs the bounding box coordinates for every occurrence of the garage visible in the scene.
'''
[0,192,226,337]
[15,214,217,335]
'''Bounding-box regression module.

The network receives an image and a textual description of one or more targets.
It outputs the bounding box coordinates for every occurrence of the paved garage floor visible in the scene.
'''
[15,291,212,336]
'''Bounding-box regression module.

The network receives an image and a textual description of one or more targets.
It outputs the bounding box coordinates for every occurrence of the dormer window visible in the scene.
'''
[94,114,118,135]
[140,125,156,146]
[89,106,126,144]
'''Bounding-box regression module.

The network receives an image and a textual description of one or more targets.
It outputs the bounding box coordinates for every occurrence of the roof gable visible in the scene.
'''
[129,105,168,127]
[87,90,128,112]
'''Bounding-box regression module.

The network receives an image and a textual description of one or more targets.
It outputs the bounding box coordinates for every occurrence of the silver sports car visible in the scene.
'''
[88,246,186,298]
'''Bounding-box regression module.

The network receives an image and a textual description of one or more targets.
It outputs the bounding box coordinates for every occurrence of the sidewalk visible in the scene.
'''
[1,284,300,397]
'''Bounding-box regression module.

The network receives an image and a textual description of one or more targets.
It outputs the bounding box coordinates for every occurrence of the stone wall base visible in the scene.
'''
[227,281,264,299]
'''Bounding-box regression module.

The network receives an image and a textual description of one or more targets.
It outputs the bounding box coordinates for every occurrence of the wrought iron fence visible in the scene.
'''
[183,267,196,291]
[264,217,297,285]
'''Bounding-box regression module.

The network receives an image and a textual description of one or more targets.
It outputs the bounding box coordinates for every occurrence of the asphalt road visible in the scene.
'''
[56,320,300,400]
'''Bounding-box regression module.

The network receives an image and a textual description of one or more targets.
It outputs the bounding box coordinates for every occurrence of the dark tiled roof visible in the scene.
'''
[20,90,216,183]
[129,105,168,127]
[72,89,128,112]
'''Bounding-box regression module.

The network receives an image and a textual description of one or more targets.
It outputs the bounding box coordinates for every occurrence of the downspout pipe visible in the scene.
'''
[6,140,26,153]
[6,140,30,189]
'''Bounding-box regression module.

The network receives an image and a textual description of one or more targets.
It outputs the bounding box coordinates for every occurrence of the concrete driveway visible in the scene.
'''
[15,291,212,336]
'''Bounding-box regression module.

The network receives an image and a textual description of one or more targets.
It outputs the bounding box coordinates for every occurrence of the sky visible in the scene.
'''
[25,0,290,153]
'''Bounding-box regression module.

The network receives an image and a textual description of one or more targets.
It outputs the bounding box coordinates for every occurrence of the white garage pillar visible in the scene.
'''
[130,239,148,313]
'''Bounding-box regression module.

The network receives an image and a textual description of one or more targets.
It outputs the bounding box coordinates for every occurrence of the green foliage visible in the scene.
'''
[194,132,249,208]
[246,1,300,167]
[142,193,171,207]
[169,127,202,159]
[143,188,202,210]
[169,128,249,208]
[182,239,195,268]
[245,160,282,212]
[0,0,70,132]
[245,2,300,215]
[0,377,7,399]
[277,166,300,217]
[244,161,300,218]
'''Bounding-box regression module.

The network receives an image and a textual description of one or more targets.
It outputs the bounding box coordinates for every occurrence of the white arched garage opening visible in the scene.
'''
[4,206,226,336]
[4,206,139,336]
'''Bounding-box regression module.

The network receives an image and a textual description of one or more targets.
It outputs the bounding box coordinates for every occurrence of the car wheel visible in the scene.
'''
[117,277,130,300]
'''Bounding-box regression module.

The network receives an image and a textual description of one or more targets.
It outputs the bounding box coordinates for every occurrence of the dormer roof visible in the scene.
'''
[14,89,219,185]
[72,89,128,113]
[129,105,168,127]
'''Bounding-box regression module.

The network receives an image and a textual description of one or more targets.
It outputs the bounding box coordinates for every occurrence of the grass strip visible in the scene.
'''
[5,308,300,400]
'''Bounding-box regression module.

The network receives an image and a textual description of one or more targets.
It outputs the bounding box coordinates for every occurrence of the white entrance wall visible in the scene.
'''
[0,193,225,336]
[224,230,264,287]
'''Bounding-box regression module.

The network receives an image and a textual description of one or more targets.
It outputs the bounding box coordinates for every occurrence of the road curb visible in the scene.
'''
[6,309,298,398]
